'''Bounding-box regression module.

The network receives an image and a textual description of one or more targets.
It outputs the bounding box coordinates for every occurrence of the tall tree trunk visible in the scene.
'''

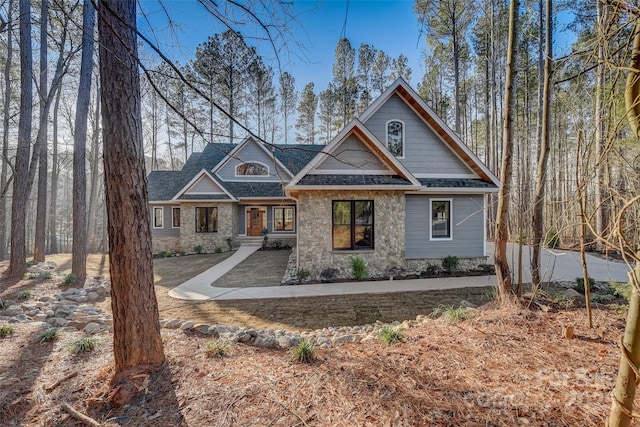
[531,0,553,287]
[98,0,165,381]
[494,0,519,305]
[72,0,95,285]
[595,0,609,252]
[0,0,13,261]
[608,17,640,426]
[48,86,62,254]
[8,0,33,277]
[33,0,49,263]
[87,85,101,252]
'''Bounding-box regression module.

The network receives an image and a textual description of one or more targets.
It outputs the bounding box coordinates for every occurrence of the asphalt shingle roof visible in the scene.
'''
[417,178,498,189]
[222,181,286,198]
[296,175,412,186]
[272,144,325,174]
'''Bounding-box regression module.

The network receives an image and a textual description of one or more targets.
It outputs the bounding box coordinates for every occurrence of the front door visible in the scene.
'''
[247,208,266,236]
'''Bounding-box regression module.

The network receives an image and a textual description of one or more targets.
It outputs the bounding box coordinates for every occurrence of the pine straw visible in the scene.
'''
[1,303,633,426]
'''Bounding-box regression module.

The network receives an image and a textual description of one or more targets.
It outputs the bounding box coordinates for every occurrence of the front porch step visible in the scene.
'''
[239,236,264,246]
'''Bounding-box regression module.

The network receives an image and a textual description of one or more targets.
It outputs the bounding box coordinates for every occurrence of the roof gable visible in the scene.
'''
[359,78,499,187]
[173,169,237,201]
[287,119,421,189]
[213,136,294,181]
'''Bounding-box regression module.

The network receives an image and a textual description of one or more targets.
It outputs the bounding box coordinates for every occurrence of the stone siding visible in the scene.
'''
[296,190,406,279]
[152,236,181,254]
[178,202,237,253]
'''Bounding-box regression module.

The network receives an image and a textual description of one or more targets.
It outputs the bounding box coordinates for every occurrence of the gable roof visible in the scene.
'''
[359,78,500,188]
[213,136,295,180]
[286,119,422,190]
[173,169,237,201]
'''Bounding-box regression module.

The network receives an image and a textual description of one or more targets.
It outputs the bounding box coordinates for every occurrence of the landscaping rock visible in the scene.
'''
[193,324,211,334]
[164,319,182,329]
[4,305,23,316]
[48,317,68,327]
[254,335,278,348]
[563,289,584,301]
[84,322,103,334]
[180,321,195,331]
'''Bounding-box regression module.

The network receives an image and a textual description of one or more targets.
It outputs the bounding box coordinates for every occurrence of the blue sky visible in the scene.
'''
[139,0,425,92]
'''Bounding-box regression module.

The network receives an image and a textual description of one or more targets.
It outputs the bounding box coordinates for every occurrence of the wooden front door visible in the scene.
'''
[247,208,265,236]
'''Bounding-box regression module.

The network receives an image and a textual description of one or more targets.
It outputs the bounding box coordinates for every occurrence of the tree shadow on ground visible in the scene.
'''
[0,331,56,424]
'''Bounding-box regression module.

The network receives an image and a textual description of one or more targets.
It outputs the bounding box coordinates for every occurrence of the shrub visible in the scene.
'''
[442,255,459,273]
[63,273,78,285]
[545,229,560,249]
[424,265,441,276]
[194,245,203,254]
[611,281,632,302]
[158,251,172,258]
[16,290,32,300]
[25,271,51,280]
[226,237,234,251]
[574,277,595,294]
[70,337,97,355]
[38,328,60,343]
[0,299,7,309]
[351,257,367,279]
[290,338,316,363]
[296,268,311,282]
[26,260,37,267]
[178,250,186,256]
[203,338,231,358]
[431,305,471,324]
[214,247,222,254]
[0,325,15,338]
[378,325,405,346]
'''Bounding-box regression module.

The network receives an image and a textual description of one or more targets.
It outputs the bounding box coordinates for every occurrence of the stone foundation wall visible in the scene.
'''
[296,190,406,280]
[152,236,181,254]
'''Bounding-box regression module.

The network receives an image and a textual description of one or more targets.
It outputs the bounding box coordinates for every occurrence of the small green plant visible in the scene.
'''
[226,237,233,251]
[442,255,459,273]
[611,281,632,302]
[431,305,471,324]
[290,338,316,363]
[0,299,7,309]
[157,250,172,258]
[0,325,15,338]
[351,257,367,279]
[178,250,186,256]
[194,245,203,254]
[69,337,97,355]
[16,290,32,300]
[424,265,441,276]
[38,328,59,343]
[26,260,37,267]
[538,289,568,304]
[214,246,222,254]
[24,271,51,280]
[203,338,231,358]
[63,273,78,285]
[296,268,311,282]
[545,229,560,249]
[574,277,595,294]
[378,325,405,346]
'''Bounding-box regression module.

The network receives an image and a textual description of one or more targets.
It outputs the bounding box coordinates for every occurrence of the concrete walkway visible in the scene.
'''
[168,243,632,301]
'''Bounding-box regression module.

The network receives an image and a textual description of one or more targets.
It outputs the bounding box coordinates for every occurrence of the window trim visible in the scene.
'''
[153,207,163,229]
[172,207,181,229]
[272,206,295,233]
[235,161,270,177]
[386,119,405,159]
[429,198,453,241]
[195,206,218,233]
[332,200,375,251]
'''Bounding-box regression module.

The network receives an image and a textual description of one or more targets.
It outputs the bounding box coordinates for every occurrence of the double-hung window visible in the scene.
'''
[196,207,218,233]
[153,207,163,228]
[172,207,181,228]
[273,207,294,231]
[332,200,374,250]
[430,199,452,240]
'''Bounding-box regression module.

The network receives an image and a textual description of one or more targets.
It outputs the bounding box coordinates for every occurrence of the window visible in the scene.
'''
[386,120,404,157]
[172,207,181,228]
[236,162,268,176]
[431,199,452,240]
[153,207,163,228]
[196,207,218,233]
[332,200,374,250]
[273,207,294,232]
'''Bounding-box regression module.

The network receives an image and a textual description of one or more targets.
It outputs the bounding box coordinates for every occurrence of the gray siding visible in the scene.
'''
[216,140,290,181]
[363,94,471,175]
[185,175,225,194]
[150,205,180,238]
[316,134,387,171]
[405,195,484,258]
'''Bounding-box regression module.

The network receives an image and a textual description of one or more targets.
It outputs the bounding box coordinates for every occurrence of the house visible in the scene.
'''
[147,78,499,280]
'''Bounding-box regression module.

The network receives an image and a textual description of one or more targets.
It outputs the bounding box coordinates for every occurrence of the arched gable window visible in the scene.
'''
[236,161,269,176]
[386,120,404,158]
